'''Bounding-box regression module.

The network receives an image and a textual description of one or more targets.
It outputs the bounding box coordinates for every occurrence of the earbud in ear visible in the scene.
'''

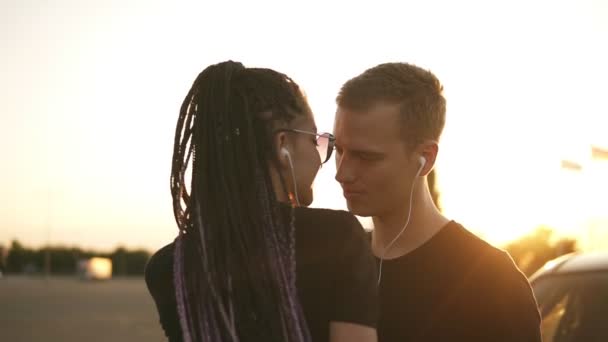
[418,155,426,170]
[281,147,290,159]
[281,147,300,206]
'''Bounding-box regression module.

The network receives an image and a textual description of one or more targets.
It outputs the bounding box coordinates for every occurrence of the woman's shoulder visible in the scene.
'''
[294,207,358,224]
[294,207,362,229]
[144,242,176,294]
[147,242,175,268]
[293,207,368,246]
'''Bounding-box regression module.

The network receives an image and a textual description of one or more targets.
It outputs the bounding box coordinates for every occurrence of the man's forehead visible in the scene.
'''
[335,103,402,145]
[336,102,401,122]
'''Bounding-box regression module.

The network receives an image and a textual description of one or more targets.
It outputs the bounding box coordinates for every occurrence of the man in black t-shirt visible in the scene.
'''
[333,63,542,341]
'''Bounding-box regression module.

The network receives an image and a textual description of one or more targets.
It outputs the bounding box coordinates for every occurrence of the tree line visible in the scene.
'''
[0,240,150,276]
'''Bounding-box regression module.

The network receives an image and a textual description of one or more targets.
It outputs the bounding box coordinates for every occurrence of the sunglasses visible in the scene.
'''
[276,129,336,164]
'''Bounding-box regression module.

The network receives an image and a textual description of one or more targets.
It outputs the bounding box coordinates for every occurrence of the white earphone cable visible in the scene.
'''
[377,162,424,285]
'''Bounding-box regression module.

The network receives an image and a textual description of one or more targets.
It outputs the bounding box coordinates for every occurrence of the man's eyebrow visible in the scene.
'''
[335,144,383,155]
[354,150,383,156]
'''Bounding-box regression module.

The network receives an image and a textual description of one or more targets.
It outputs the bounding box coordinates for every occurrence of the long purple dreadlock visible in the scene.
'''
[170,61,312,342]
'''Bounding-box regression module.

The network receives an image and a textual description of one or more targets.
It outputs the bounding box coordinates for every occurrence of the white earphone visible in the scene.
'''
[281,147,300,206]
[419,155,426,169]
[377,154,426,284]
[280,147,290,159]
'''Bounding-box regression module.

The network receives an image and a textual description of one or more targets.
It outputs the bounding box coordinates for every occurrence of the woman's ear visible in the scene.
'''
[273,131,290,168]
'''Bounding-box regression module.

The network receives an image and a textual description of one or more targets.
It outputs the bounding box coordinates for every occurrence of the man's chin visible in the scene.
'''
[345,200,374,217]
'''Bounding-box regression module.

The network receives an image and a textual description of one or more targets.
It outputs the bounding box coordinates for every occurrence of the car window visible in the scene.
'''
[532,272,608,342]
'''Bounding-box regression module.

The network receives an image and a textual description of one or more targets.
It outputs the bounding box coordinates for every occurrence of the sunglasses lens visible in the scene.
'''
[317,133,332,163]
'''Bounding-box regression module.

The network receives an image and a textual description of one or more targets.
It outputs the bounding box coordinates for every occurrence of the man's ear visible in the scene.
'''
[417,141,439,177]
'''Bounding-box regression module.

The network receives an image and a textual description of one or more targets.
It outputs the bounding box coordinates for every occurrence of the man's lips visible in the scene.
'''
[342,188,364,198]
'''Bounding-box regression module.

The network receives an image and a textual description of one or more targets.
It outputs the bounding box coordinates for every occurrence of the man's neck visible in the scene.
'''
[371,183,450,259]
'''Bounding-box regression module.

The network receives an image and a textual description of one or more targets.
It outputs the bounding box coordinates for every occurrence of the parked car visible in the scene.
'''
[530,252,608,342]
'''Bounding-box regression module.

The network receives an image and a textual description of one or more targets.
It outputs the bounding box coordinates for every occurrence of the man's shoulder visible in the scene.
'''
[444,222,525,280]
[449,222,533,292]
[447,224,541,339]
[447,222,510,260]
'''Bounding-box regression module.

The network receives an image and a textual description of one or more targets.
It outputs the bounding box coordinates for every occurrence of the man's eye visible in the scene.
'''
[358,153,379,161]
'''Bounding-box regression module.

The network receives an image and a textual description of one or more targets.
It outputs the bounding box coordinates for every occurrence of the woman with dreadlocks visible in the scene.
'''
[145,61,378,342]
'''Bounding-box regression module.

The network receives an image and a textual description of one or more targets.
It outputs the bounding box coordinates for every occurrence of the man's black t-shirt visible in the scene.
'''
[377,221,541,342]
[145,207,378,342]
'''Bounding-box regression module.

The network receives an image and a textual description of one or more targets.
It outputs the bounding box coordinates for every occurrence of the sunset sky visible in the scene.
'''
[1,0,607,252]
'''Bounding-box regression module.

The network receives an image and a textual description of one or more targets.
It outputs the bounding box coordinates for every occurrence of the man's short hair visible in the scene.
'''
[337,62,446,147]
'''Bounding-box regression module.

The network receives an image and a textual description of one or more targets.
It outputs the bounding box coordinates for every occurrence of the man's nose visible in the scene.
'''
[335,152,355,184]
